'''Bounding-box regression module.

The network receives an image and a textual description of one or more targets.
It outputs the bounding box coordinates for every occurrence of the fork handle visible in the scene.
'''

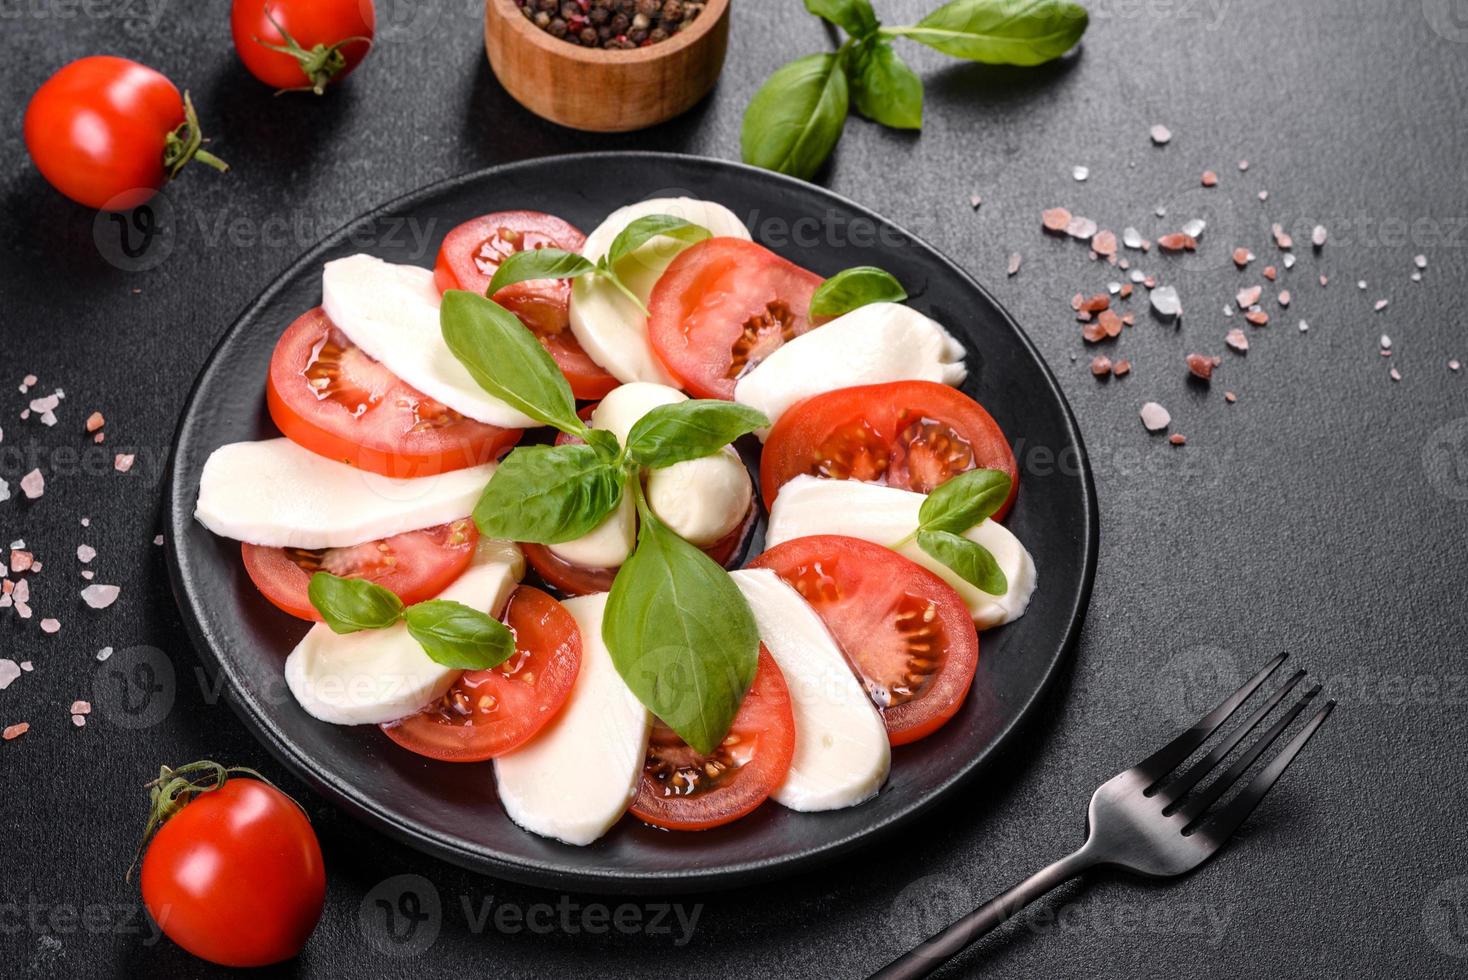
[868,847,1097,980]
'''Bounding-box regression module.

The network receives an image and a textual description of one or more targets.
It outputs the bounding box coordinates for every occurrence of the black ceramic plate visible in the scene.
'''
[165,152,1097,894]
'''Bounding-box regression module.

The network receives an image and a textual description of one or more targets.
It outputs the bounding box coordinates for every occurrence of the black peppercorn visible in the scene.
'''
[578,25,597,43]
[548,16,568,36]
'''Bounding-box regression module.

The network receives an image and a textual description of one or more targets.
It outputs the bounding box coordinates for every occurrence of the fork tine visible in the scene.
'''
[1135,652,1288,788]
[1155,668,1308,807]
[1175,684,1322,826]
[1190,699,1335,842]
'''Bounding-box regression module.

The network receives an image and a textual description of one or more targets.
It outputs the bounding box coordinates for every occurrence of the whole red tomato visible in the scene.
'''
[231,0,376,94]
[139,763,325,967]
[24,57,227,211]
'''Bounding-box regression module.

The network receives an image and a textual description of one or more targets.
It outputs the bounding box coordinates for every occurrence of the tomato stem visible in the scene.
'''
[256,4,371,96]
[162,91,230,179]
[128,760,302,882]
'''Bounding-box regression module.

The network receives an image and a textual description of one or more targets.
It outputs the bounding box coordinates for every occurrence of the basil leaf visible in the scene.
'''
[625,401,768,469]
[886,0,1088,66]
[849,39,923,130]
[307,573,404,634]
[440,290,584,435]
[604,215,712,271]
[603,510,760,755]
[741,52,850,180]
[473,444,624,545]
[404,599,516,669]
[808,265,908,320]
[486,248,595,298]
[917,529,1009,595]
[805,0,878,37]
[917,468,1012,533]
[585,427,623,463]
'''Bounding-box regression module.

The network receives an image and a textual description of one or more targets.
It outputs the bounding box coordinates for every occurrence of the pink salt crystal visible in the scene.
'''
[114,454,135,473]
[69,700,91,715]
[1150,124,1172,144]
[20,470,43,499]
[1226,329,1249,352]
[85,411,104,432]
[9,551,32,573]
[1140,402,1171,432]
[81,584,120,609]
[77,545,95,563]
[3,722,29,740]
[40,619,60,634]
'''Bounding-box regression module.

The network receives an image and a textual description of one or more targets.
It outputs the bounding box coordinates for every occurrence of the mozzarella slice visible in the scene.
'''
[734,303,968,436]
[195,438,496,549]
[494,592,651,846]
[764,475,1037,629]
[568,198,750,385]
[321,254,537,429]
[549,381,752,562]
[283,538,524,726]
[645,448,751,547]
[729,569,890,811]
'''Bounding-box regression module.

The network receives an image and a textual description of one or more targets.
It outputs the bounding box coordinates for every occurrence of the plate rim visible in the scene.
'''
[164,150,1099,894]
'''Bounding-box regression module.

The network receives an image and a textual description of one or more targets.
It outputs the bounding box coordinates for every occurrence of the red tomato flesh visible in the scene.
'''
[230,0,374,92]
[433,211,617,399]
[241,519,477,622]
[647,238,824,400]
[750,535,980,746]
[381,586,582,761]
[760,380,1019,520]
[630,646,795,831]
[266,306,520,478]
[141,776,325,967]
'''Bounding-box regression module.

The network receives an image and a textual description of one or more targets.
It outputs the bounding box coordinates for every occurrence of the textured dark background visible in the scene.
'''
[3,0,1467,977]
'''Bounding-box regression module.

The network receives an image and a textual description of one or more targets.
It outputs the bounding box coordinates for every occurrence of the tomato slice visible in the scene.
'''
[380,586,582,762]
[759,380,1019,520]
[647,238,824,400]
[629,646,794,831]
[750,535,980,745]
[267,307,520,478]
[522,501,756,598]
[241,520,478,622]
[433,210,617,399]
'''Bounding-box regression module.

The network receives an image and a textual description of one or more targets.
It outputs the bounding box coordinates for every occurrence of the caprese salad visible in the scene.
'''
[193,197,1038,845]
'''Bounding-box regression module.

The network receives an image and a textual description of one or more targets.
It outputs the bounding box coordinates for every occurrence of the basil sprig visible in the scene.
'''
[308,573,515,670]
[743,0,1088,179]
[439,292,770,750]
[808,265,908,320]
[908,468,1013,595]
[604,483,760,755]
[485,214,711,316]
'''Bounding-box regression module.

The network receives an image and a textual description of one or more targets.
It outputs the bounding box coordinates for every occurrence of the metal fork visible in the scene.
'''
[870,653,1334,980]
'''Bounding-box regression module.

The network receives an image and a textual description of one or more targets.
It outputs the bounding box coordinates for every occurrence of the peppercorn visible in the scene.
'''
[628,26,647,42]
[635,0,657,17]
[537,0,557,10]
[648,26,668,42]
[661,0,682,22]
[548,15,568,35]
[578,25,597,43]
[609,11,628,31]
[560,1,578,18]
[534,10,550,26]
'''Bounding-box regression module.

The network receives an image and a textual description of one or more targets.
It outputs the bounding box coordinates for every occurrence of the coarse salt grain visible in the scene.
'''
[1299,320,1310,332]
[20,470,43,499]
[1150,124,1172,145]
[1225,391,1238,403]
[72,715,86,728]
[85,411,104,432]
[1237,286,1263,308]
[81,584,120,609]
[9,550,32,573]
[1123,227,1144,250]
[1278,290,1291,307]
[1450,360,1461,372]
[1390,367,1402,382]
[77,544,96,563]
[1140,402,1171,431]
[1066,216,1098,240]
[969,194,982,210]
[1380,334,1392,350]
[154,534,164,546]
[1006,253,1022,276]
[1201,171,1218,187]
[1226,329,1249,352]
[1113,359,1131,376]
[1042,208,1071,232]
[1169,433,1187,446]
[1072,165,1090,181]
[1090,355,1113,377]
[97,647,113,661]
[1414,254,1428,269]
[1374,299,1389,312]
[0,660,20,690]
[40,619,60,634]
[114,454,135,473]
[1150,286,1182,319]
[3,722,29,741]
[70,700,91,715]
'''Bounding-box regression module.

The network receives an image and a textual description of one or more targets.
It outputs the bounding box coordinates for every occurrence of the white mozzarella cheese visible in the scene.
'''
[729,569,890,811]
[733,303,968,436]
[283,539,524,726]
[645,448,751,547]
[494,592,651,846]
[194,438,496,549]
[764,475,1036,629]
[321,254,537,429]
[568,198,750,385]
[549,381,752,561]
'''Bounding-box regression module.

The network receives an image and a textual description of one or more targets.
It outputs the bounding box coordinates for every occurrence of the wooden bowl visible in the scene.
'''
[484,0,730,133]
